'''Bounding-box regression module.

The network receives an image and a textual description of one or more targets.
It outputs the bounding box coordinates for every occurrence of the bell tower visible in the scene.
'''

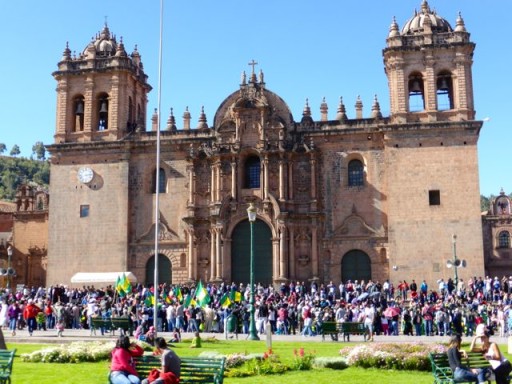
[52,24,152,143]
[383,1,475,123]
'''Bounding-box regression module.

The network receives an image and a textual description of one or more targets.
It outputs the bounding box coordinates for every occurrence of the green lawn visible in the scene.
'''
[7,339,495,384]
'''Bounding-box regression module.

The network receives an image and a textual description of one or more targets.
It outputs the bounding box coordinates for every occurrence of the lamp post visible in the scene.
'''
[247,202,260,341]
[452,235,458,288]
[6,245,12,289]
[446,234,465,290]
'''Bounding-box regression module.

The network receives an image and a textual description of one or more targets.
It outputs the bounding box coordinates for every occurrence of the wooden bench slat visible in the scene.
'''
[132,355,225,384]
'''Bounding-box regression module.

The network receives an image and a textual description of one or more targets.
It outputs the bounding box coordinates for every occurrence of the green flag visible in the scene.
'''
[183,294,196,308]
[121,273,132,294]
[144,291,155,307]
[230,290,242,303]
[195,281,210,308]
[174,286,183,303]
[220,293,232,308]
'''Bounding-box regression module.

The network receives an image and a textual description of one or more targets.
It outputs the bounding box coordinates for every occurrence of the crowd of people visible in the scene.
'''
[2,275,512,341]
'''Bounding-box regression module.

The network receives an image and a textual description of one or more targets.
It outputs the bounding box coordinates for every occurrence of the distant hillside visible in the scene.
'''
[0,156,50,201]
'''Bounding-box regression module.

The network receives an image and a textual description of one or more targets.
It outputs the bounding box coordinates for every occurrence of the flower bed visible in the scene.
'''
[20,340,152,363]
[339,342,447,371]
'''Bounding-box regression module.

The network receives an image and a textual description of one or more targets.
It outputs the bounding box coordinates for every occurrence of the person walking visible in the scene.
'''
[23,299,41,336]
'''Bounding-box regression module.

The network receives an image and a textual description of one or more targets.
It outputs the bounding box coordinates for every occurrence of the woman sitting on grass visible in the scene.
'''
[109,335,144,384]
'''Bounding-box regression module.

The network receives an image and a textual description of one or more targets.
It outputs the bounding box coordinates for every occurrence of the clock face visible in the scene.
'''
[77,167,94,184]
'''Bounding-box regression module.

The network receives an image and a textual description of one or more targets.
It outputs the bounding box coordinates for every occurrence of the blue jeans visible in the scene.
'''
[110,371,141,384]
[27,318,37,334]
[453,366,487,383]
[9,318,16,332]
[424,319,433,336]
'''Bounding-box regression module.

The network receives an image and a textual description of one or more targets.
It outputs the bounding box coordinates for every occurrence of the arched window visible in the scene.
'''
[436,72,453,111]
[408,73,425,112]
[499,231,510,248]
[73,95,85,132]
[97,93,109,130]
[151,168,166,194]
[244,156,261,189]
[348,159,364,187]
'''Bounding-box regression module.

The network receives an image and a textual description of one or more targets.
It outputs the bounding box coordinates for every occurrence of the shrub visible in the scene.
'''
[313,357,348,370]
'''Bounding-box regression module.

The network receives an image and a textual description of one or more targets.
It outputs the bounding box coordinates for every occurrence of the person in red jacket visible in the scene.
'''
[109,335,144,384]
[23,299,41,336]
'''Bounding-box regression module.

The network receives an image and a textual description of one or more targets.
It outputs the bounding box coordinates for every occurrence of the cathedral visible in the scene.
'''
[46,1,486,288]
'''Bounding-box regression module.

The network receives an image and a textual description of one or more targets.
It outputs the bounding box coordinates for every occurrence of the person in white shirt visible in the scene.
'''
[363,302,375,341]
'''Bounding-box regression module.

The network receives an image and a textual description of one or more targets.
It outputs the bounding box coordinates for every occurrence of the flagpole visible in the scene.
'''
[153,0,165,336]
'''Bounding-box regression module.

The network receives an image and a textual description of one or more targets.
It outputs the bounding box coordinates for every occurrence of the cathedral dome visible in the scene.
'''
[84,24,118,57]
[401,1,452,35]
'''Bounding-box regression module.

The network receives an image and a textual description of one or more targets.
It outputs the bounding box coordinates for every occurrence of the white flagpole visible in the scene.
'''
[153,0,164,336]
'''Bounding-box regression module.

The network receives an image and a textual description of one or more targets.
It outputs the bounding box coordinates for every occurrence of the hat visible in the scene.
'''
[28,299,33,304]
[476,324,488,337]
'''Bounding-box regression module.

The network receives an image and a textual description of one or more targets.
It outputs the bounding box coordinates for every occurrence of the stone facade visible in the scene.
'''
[0,185,49,288]
[46,2,486,288]
[482,190,512,278]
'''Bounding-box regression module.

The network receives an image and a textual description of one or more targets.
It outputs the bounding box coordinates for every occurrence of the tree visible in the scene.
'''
[0,143,6,154]
[9,145,20,157]
[32,141,46,160]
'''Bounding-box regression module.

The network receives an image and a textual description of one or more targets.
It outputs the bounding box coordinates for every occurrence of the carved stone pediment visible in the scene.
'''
[333,214,381,238]
[137,223,181,243]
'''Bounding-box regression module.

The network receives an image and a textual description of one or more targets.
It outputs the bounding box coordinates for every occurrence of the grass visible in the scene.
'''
[7,338,505,384]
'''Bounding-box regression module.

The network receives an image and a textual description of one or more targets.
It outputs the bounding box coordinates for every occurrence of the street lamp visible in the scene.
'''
[447,234,466,290]
[246,202,260,341]
[6,245,12,289]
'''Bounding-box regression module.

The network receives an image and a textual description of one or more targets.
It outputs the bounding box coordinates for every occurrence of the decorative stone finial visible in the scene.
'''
[166,108,177,131]
[197,106,208,130]
[455,12,466,32]
[320,97,328,121]
[336,97,347,121]
[371,95,382,119]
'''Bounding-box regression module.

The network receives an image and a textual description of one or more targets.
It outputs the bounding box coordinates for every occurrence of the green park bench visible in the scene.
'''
[132,355,226,384]
[429,351,495,384]
[91,317,132,335]
[319,321,368,342]
[0,349,16,384]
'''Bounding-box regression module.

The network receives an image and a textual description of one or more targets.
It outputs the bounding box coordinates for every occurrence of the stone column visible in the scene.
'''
[216,227,222,280]
[288,160,294,200]
[210,164,215,202]
[231,160,237,199]
[263,155,269,201]
[210,229,216,281]
[215,162,221,203]
[272,237,279,282]
[279,225,287,278]
[279,158,285,201]
[187,229,195,280]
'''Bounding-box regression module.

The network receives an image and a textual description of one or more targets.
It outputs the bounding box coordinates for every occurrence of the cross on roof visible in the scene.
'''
[248,59,258,74]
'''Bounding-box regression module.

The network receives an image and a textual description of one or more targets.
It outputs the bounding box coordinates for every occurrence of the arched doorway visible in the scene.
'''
[231,219,273,285]
[341,250,371,282]
[145,254,172,285]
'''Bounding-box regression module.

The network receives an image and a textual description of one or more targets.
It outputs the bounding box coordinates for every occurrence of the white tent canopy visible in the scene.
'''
[70,272,138,284]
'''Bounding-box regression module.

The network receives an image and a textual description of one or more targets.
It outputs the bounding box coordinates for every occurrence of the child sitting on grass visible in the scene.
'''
[190,331,202,348]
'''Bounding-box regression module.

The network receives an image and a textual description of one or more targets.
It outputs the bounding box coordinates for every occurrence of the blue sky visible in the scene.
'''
[0,1,508,197]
